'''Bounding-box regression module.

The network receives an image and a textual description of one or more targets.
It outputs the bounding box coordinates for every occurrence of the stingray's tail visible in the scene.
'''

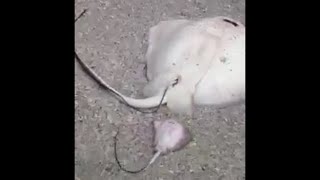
[147,151,161,167]
[75,52,169,111]
[75,9,169,112]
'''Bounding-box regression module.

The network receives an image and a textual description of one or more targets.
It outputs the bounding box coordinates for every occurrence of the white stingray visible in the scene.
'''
[76,16,245,115]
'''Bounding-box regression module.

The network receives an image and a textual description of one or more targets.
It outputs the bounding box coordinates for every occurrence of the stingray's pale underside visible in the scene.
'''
[142,16,245,114]
[76,16,245,115]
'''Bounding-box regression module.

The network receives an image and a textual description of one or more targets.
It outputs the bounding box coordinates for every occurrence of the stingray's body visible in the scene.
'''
[143,17,245,113]
[76,16,245,115]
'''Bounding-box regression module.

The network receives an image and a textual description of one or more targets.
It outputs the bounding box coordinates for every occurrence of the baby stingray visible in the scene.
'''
[114,119,192,173]
[75,9,245,115]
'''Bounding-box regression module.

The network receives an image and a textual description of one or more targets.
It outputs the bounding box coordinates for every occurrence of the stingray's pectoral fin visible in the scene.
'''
[166,84,194,116]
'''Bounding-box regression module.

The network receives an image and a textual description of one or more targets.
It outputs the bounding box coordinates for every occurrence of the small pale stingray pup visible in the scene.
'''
[76,16,245,115]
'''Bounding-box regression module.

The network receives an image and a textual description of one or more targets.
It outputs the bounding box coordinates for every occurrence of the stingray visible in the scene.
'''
[75,12,245,115]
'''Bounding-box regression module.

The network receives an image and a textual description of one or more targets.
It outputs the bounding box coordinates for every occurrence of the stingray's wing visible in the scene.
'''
[146,19,190,62]
[145,19,190,79]
[193,26,246,106]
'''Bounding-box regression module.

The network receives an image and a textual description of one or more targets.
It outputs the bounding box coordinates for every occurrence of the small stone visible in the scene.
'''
[111,131,118,137]
[190,142,197,147]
